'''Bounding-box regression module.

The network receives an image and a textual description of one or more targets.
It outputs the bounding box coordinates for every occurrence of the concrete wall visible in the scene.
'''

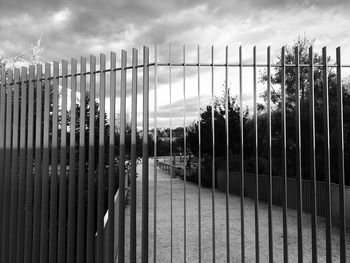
[217,170,350,228]
[96,172,128,262]
[95,189,119,263]
[330,185,350,227]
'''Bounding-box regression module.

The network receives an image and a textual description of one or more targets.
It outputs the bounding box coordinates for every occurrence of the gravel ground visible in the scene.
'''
[124,159,350,262]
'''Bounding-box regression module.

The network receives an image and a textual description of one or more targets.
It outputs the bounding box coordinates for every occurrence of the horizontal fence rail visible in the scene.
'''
[0,45,349,263]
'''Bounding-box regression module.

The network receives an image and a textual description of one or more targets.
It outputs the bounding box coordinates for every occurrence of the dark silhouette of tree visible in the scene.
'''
[187,94,248,162]
[185,93,249,186]
[185,37,350,186]
[259,36,350,184]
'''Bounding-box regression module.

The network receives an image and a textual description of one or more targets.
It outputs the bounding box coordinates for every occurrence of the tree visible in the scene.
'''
[259,36,350,184]
[185,36,350,186]
[185,92,250,186]
[0,35,43,72]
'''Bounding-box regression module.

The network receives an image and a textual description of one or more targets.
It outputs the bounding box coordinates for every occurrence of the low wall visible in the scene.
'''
[95,172,128,263]
[102,189,120,263]
[217,171,350,228]
[157,160,183,177]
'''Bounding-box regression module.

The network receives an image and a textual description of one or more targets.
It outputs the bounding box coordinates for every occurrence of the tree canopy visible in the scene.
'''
[185,37,350,185]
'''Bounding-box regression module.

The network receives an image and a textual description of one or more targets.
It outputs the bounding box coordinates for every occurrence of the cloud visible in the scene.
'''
[1,0,349,64]
[52,8,71,25]
[2,0,350,127]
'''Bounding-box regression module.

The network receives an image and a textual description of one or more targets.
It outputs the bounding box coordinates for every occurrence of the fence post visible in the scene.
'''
[76,57,87,263]
[322,46,332,263]
[67,59,78,263]
[153,44,158,263]
[17,66,28,263]
[32,64,43,263]
[281,46,288,263]
[24,66,35,263]
[2,70,13,263]
[309,46,317,263]
[336,46,346,262]
[86,55,96,263]
[58,60,68,263]
[169,44,174,262]
[130,48,138,263]
[211,45,216,263]
[142,46,149,263]
[107,52,116,263]
[49,61,59,263]
[39,63,51,263]
[0,70,6,263]
[9,68,20,262]
[118,50,127,263]
[97,53,106,263]
[253,46,259,263]
[295,46,304,263]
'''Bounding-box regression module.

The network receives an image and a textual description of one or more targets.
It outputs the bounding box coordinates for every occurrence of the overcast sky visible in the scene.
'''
[1,0,350,127]
[1,0,350,61]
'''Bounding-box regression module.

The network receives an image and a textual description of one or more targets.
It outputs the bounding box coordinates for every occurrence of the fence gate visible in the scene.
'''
[0,45,348,263]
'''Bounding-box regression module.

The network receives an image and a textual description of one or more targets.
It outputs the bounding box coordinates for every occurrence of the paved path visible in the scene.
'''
[124,159,350,262]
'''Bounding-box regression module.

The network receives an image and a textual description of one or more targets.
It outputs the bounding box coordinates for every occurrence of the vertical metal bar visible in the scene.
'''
[169,44,174,263]
[9,68,20,262]
[130,48,138,263]
[0,70,6,263]
[267,46,273,263]
[281,46,288,263]
[336,47,346,262]
[67,58,77,263]
[153,45,158,263]
[86,55,96,263]
[77,57,87,263]
[118,50,127,263]
[39,63,51,263]
[197,45,201,263]
[323,46,332,263]
[295,46,303,263]
[17,66,28,263]
[2,69,13,263]
[309,46,317,263]
[183,45,187,263]
[49,61,59,263]
[108,52,116,263]
[32,64,43,263]
[211,45,216,263]
[253,46,259,263]
[239,46,245,263]
[58,60,68,263]
[97,53,106,263]
[24,66,35,263]
[225,45,230,263]
[142,46,149,263]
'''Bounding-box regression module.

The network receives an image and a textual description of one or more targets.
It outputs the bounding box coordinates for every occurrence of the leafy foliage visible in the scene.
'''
[185,37,350,185]
[0,35,43,72]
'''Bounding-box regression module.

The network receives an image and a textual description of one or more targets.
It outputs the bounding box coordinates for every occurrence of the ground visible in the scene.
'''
[124,159,350,262]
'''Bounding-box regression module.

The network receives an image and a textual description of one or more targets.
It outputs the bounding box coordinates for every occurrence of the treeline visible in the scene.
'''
[17,37,350,186]
[185,38,350,185]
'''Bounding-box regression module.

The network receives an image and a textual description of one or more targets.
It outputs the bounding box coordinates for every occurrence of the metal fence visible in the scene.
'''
[0,45,349,263]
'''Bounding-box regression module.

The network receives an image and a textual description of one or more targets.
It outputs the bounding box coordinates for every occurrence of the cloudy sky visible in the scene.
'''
[1,0,350,60]
[1,0,350,127]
